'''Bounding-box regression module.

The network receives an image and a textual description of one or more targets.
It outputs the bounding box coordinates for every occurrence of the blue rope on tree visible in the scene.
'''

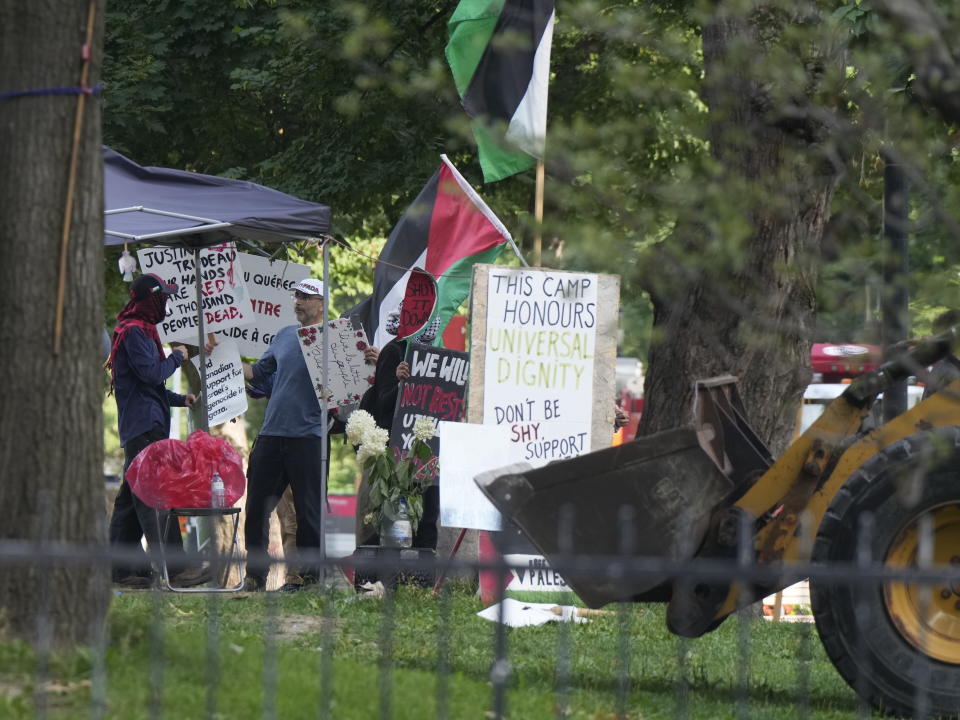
[0,82,103,101]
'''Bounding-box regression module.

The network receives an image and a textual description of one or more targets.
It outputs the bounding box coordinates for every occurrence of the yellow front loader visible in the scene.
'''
[477,332,960,717]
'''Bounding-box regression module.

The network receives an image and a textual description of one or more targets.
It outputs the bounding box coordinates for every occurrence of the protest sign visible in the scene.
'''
[190,338,247,427]
[297,318,374,410]
[215,254,310,357]
[438,415,604,532]
[389,343,468,453]
[396,268,437,340]
[472,266,621,460]
[137,243,252,343]
[461,265,620,602]
[439,422,515,531]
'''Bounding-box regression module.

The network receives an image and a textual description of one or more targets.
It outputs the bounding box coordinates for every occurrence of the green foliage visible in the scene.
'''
[101,0,960,384]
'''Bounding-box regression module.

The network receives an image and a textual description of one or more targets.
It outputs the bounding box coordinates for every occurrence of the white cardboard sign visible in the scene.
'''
[191,338,248,427]
[136,243,253,343]
[215,254,311,358]
[483,268,598,460]
[297,318,375,410]
[438,420,593,532]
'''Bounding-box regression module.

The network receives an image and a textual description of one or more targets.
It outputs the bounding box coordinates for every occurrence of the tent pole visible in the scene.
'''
[320,240,330,578]
[194,246,209,433]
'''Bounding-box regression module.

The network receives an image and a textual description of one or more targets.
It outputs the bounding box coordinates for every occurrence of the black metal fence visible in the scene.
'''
[2,509,959,720]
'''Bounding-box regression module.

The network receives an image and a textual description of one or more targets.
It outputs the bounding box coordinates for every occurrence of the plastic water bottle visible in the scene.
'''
[210,472,226,509]
[386,498,413,548]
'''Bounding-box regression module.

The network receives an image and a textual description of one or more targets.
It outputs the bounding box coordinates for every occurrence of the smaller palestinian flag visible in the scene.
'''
[348,156,513,349]
[446,0,555,183]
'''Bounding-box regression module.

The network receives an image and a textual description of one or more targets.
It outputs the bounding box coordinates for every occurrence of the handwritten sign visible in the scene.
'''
[297,318,374,410]
[482,267,598,461]
[461,265,619,602]
[190,338,247,427]
[397,268,437,340]
[137,243,252,343]
[389,343,468,453]
[215,254,310,358]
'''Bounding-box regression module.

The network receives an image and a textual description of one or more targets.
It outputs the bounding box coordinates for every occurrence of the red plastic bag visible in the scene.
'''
[126,430,245,510]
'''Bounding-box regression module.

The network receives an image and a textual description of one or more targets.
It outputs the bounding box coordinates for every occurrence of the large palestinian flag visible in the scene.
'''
[446,0,555,183]
[349,156,513,349]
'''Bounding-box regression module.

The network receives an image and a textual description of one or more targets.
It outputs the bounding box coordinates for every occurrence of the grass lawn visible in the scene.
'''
[0,582,871,719]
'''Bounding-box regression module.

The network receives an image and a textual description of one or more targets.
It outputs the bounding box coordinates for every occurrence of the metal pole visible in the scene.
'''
[194,246,210,432]
[319,241,330,574]
[882,153,909,422]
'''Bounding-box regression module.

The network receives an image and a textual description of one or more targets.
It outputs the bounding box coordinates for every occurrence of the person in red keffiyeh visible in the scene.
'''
[106,273,207,589]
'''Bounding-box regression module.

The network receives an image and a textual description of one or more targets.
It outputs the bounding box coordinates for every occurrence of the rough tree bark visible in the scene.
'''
[638,3,842,455]
[0,1,109,645]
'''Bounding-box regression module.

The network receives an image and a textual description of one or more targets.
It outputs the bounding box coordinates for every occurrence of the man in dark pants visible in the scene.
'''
[241,278,379,591]
[107,273,203,588]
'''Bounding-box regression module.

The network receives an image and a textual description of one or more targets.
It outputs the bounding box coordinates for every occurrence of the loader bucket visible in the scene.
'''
[474,376,772,608]
[476,427,737,607]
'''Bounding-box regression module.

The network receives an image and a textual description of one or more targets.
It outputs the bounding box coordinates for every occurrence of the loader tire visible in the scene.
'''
[810,427,960,718]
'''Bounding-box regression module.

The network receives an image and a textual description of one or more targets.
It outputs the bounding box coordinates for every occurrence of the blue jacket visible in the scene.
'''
[252,325,330,437]
[113,327,186,447]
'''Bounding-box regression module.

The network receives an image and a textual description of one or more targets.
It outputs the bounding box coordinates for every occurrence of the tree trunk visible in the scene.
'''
[0,0,109,646]
[638,4,840,456]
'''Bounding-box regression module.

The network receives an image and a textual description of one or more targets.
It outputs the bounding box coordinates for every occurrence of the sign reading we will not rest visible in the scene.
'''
[389,342,469,454]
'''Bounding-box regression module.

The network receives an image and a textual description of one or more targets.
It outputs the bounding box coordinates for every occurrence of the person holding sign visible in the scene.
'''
[236,278,379,591]
[106,273,204,589]
[357,269,443,549]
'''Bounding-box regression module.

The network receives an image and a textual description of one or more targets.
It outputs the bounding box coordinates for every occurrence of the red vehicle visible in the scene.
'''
[810,342,881,383]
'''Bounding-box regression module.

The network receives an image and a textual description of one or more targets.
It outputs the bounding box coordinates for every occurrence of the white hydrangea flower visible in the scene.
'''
[412,417,436,442]
[356,442,386,465]
[363,426,390,449]
[346,409,376,445]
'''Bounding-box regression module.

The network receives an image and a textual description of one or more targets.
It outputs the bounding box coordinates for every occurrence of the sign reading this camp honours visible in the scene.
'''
[215,254,310,358]
[389,342,469,453]
[137,243,252,343]
[190,338,247,427]
[482,267,600,461]
[297,318,374,410]
[453,265,619,604]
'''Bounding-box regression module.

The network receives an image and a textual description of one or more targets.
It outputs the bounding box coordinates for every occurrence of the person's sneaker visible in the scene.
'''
[276,582,303,594]
[242,576,264,592]
[170,566,212,588]
[113,573,153,590]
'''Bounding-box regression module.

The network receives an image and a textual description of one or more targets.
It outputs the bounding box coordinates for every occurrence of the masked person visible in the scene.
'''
[106,273,206,588]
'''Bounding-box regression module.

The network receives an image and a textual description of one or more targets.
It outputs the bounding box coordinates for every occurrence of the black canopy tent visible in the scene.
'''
[103,147,331,248]
[104,146,336,567]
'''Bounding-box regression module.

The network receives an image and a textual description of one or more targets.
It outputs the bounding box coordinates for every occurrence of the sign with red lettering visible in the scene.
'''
[136,243,253,343]
[214,254,310,358]
[389,342,469,454]
[298,318,376,410]
[396,268,437,340]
